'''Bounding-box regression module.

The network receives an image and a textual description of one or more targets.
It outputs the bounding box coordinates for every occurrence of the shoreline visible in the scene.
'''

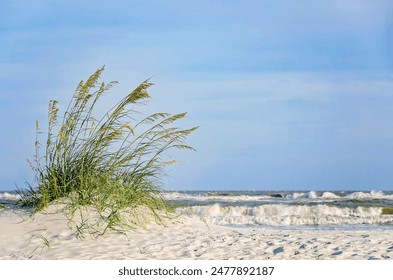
[1,210,393,260]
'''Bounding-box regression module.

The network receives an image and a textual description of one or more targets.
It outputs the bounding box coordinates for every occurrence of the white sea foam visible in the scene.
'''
[162,192,271,202]
[285,191,340,199]
[286,192,307,199]
[347,190,393,200]
[0,192,21,201]
[181,204,393,227]
[164,191,393,204]
[321,192,340,198]
[164,191,340,202]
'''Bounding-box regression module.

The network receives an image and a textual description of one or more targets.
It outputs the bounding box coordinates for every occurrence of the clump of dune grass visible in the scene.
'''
[17,66,197,237]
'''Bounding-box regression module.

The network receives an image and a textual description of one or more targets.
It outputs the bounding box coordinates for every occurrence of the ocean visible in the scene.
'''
[162,190,393,230]
[2,190,393,230]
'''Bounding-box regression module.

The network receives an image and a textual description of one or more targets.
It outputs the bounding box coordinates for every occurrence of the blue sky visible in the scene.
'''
[1,0,393,191]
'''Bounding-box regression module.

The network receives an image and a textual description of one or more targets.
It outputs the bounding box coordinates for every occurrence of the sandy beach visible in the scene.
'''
[1,209,393,260]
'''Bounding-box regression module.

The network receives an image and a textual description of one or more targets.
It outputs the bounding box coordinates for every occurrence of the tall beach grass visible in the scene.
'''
[17,66,197,237]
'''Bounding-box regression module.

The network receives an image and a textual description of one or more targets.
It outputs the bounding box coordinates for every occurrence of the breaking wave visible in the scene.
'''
[181,203,393,227]
[0,192,21,202]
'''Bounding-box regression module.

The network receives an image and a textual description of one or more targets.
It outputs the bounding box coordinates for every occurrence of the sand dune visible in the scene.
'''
[1,210,392,260]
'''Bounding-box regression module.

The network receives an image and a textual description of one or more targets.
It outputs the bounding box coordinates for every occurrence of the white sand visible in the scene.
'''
[1,210,393,260]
